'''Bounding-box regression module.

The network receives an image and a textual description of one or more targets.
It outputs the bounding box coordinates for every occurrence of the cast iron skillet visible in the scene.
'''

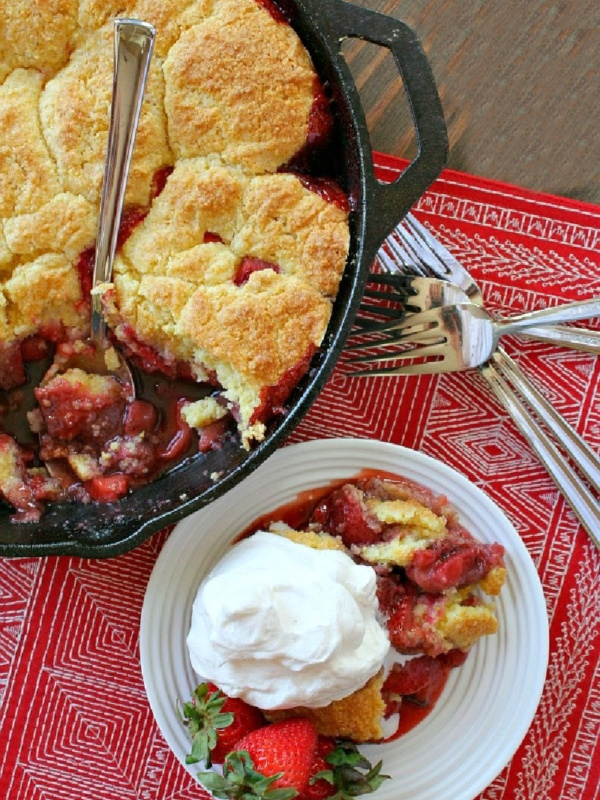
[0,0,448,557]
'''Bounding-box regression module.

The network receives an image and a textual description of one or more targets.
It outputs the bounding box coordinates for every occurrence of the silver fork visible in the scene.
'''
[389,214,600,352]
[354,273,468,332]
[354,211,600,545]
[346,298,600,375]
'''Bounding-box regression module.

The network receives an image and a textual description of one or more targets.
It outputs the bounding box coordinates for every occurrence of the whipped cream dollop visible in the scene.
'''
[187,530,390,710]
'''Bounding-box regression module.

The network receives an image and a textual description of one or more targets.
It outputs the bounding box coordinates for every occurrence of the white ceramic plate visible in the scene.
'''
[140,438,548,800]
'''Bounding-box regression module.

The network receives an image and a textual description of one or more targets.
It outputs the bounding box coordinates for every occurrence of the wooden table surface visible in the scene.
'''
[343,0,600,206]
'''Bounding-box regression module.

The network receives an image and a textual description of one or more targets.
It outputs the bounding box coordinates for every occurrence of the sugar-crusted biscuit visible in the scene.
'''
[0,0,78,82]
[4,193,97,261]
[163,3,316,172]
[4,254,84,339]
[76,0,214,56]
[0,69,61,219]
[232,173,350,297]
[40,25,172,207]
[116,157,248,277]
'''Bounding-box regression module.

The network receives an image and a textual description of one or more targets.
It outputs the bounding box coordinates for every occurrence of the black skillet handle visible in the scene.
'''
[298,0,448,262]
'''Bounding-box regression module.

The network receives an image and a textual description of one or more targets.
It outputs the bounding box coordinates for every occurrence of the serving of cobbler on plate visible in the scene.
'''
[0,0,350,521]
[140,439,549,800]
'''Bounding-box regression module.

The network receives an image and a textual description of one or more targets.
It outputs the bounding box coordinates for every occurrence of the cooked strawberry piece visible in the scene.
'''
[383,655,446,697]
[252,345,316,423]
[307,80,334,151]
[440,648,469,669]
[151,165,174,199]
[75,246,95,301]
[198,417,229,453]
[234,256,280,286]
[117,206,148,248]
[155,398,193,461]
[203,231,223,244]
[123,400,158,436]
[311,483,383,546]
[297,175,349,212]
[406,535,505,593]
[376,571,409,617]
[255,0,289,23]
[282,78,335,174]
[35,370,127,443]
[20,335,52,363]
[0,341,26,390]
[86,474,129,503]
[386,591,433,654]
[377,573,447,655]
[115,322,181,378]
[99,435,157,478]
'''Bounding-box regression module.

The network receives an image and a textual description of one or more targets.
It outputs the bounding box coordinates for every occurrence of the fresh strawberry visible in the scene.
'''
[198,717,317,799]
[297,737,336,800]
[232,717,317,791]
[297,736,390,800]
[179,682,265,768]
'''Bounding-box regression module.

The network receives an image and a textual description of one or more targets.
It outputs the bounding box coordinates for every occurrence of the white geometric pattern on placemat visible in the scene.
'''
[292,362,438,450]
[0,559,40,705]
[509,543,600,800]
[50,566,143,690]
[0,541,176,800]
[418,193,600,254]
[434,225,600,291]
[291,368,400,439]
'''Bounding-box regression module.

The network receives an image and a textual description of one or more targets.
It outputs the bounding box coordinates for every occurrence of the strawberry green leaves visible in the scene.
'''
[199,750,298,800]
[178,683,234,767]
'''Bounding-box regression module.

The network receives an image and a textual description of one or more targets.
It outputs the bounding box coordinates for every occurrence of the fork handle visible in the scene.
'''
[480,352,600,549]
[520,324,600,354]
[498,298,600,336]
[298,0,448,261]
[492,349,600,494]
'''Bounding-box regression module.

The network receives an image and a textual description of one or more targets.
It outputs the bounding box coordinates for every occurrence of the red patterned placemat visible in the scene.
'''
[1,154,599,800]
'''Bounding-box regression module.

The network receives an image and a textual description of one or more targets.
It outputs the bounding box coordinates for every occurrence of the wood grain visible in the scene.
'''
[342,0,600,204]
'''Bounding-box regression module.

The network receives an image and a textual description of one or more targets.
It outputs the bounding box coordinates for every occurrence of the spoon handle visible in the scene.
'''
[91,19,155,346]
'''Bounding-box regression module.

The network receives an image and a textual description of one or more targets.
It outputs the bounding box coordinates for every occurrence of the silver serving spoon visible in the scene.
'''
[44,19,155,396]
[36,20,155,482]
[89,18,155,395]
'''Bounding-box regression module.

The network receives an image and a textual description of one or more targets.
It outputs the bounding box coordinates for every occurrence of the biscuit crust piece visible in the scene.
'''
[265,671,386,743]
